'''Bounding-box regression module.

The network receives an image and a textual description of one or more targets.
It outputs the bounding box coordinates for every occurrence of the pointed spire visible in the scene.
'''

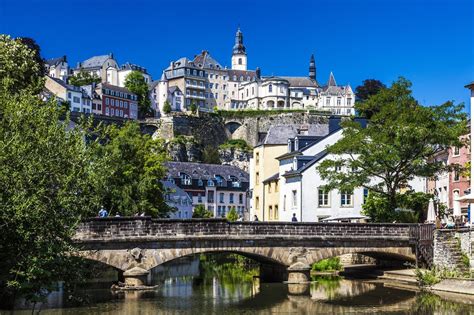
[233,27,246,55]
[160,71,167,82]
[328,72,337,87]
[309,54,316,80]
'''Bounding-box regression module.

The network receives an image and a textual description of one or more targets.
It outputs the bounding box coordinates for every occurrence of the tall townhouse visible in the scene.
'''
[97,83,138,119]
[44,76,92,113]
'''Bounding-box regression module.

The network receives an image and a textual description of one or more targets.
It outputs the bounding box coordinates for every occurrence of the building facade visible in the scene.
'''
[74,53,119,85]
[165,162,249,219]
[152,28,354,116]
[96,83,138,119]
[118,62,152,87]
[249,124,329,221]
[44,76,92,113]
[45,56,69,81]
[162,180,193,219]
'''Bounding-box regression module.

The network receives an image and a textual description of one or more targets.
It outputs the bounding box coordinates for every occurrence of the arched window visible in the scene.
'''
[207,179,215,187]
[238,58,242,65]
[180,172,192,185]
[198,179,203,186]
[229,176,240,188]
[269,84,273,93]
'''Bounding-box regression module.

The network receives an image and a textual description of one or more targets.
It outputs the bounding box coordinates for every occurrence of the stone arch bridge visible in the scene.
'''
[73,218,434,286]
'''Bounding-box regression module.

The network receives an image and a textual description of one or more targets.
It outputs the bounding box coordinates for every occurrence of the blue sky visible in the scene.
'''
[1,0,473,109]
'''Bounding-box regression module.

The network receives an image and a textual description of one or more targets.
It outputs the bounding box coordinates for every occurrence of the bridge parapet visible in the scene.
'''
[75,217,426,241]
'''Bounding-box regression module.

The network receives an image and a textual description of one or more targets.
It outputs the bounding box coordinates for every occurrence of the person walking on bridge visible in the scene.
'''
[98,206,108,218]
[291,213,298,222]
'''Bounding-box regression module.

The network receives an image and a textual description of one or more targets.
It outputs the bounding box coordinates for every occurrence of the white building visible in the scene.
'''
[74,53,119,85]
[162,180,193,219]
[44,76,92,114]
[118,62,152,87]
[276,127,367,222]
[45,56,69,81]
[149,73,185,116]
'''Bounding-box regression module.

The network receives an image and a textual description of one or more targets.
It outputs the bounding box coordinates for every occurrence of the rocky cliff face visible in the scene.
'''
[219,147,251,172]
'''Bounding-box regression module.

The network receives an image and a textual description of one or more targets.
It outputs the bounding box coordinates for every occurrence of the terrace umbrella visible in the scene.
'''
[453,191,462,217]
[426,198,436,223]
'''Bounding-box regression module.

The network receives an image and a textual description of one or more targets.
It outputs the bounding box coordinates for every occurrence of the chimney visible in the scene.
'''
[256,67,261,79]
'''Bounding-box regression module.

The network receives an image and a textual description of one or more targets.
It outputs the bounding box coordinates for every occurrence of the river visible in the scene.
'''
[3,255,474,314]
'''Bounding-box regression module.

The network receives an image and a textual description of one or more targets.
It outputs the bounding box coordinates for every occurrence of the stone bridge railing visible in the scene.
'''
[75,217,431,242]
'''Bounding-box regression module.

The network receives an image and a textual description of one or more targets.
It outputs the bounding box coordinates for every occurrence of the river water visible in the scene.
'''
[4,256,474,314]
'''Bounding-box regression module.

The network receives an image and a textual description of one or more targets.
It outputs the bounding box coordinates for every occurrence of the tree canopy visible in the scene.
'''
[192,204,213,218]
[0,35,44,95]
[89,122,170,217]
[317,78,467,214]
[355,79,386,103]
[124,71,152,118]
[68,69,101,87]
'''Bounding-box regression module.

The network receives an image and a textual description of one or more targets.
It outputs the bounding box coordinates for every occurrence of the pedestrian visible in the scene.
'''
[115,212,121,217]
[98,206,108,218]
[292,213,298,222]
[254,215,259,222]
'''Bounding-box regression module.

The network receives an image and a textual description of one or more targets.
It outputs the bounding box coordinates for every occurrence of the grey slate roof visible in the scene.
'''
[228,69,257,81]
[262,172,279,184]
[165,162,249,182]
[327,72,337,87]
[148,80,159,91]
[46,56,66,66]
[165,57,197,70]
[79,54,112,69]
[101,83,136,95]
[193,51,223,70]
[120,62,148,74]
[283,150,328,178]
[280,76,318,88]
[260,124,329,146]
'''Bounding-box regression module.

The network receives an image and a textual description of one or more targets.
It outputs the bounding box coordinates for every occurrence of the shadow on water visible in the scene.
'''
[3,254,474,314]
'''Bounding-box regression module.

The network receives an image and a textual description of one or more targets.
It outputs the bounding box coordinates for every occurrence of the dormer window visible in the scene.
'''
[215,175,225,187]
[207,179,215,187]
[180,172,192,185]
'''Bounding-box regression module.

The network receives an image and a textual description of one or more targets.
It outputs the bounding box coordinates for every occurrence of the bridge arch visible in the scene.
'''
[224,121,243,135]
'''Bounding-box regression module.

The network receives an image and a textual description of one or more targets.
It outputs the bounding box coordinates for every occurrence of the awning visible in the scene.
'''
[320,214,370,222]
[455,193,474,202]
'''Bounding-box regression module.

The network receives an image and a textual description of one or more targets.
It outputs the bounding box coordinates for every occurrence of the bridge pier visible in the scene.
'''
[286,262,311,284]
[260,263,288,282]
[123,267,150,287]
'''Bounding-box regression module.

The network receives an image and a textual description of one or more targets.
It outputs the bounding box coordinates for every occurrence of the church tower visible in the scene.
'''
[309,54,316,80]
[231,27,247,71]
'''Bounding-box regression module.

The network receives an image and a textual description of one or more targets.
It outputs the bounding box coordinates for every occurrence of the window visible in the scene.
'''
[73,96,80,103]
[198,179,203,186]
[337,98,341,105]
[326,98,330,105]
[341,190,353,207]
[239,194,243,204]
[454,170,460,182]
[275,181,278,192]
[207,191,214,203]
[207,179,215,186]
[255,152,260,165]
[269,206,273,220]
[268,183,272,193]
[219,193,224,203]
[255,197,259,210]
[269,84,273,93]
[292,190,297,207]
[453,146,460,156]
[346,98,352,106]
[283,195,287,211]
[238,58,242,65]
[363,188,369,203]
[180,173,192,185]
[198,193,203,203]
[335,165,342,172]
[318,188,330,207]
[97,104,102,111]
[68,92,71,98]
[256,172,259,184]
[215,175,225,187]
[230,193,234,203]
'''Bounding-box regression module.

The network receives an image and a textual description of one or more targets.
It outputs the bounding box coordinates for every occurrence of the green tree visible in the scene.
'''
[355,79,386,102]
[68,69,101,87]
[124,71,152,118]
[189,102,197,113]
[317,78,467,215]
[226,206,239,222]
[192,204,213,218]
[90,122,170,217]
[0,92,97,306]
[163,100,172,114]
[18,37,45,77]
[202,145,221,164]
[0,35,44,95]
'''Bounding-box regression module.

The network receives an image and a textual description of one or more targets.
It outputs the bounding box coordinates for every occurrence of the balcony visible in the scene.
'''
[186,82,205,90]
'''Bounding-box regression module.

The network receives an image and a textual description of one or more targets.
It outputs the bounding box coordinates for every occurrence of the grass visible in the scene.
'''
[311,257,342,272]
[415,268,441,286]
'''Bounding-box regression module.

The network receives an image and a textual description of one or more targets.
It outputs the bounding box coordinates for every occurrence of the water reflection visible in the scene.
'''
[3,256,474,314]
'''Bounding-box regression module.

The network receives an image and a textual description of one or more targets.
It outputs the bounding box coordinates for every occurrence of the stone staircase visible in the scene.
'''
[433,230,470,273]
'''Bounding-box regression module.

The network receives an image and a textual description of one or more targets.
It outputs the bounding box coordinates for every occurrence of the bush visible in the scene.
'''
[312,257,342,271]
[163,101,172,114]
[219,139,252,152]
[189,103,197,113]
[415,268,441,286]
[192,204,213,218]
[226,206,238,222]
